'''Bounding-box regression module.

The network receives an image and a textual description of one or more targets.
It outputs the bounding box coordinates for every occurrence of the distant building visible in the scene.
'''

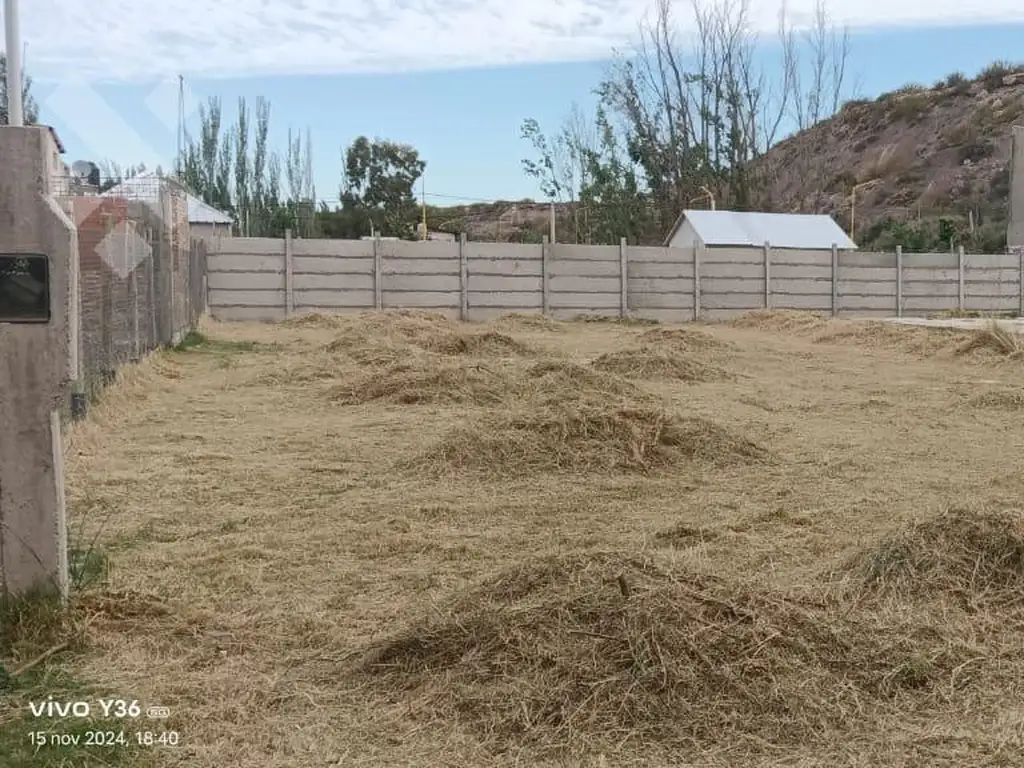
[102,172,234,238]
[664,209,857,250]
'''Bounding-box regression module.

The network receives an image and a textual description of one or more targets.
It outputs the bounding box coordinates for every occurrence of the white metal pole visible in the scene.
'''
[4,0,23,125]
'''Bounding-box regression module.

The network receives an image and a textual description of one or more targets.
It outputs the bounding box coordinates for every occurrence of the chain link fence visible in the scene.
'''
[55,174,207,404]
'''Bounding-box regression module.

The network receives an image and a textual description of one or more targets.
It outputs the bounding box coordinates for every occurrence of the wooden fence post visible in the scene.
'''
[284,229,294,317]
[373,236,382,310]
[763,241,771,309]
[693,244,702,321]
[831,243,838,317]
[896,246,903,317]
[459,233,469,321]
[957,245,965,311]
[542,234,551,315]
[619,237,628,317]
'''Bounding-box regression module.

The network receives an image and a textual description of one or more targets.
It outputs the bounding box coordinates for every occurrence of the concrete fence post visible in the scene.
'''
[693,244,702,321]
[957,245,965,311]
[763,241,772,309]
[1018,247,1023,317]
[0,125,74,600]
[373,237,382,310]
[896,245,904,317]
[459,232,469,321]
[831,243,839,317]
[619,237,628,317]
[284,229,294,317]
[542,234,551,315]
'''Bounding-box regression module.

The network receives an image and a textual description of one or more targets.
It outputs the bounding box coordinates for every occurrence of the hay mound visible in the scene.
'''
[488,312,564,332]
[353,553,938,754]
[956,323,1023,359]
[590,349,723,382]
[966,388,1024,409]
[414,330,533,357]
[813,321,967,356]
[522,360,643,401]
[729,309,828,332]
[637,326,728,351]
[414,404,765,475]
[327,361,509,405]
[835,507,1024,603]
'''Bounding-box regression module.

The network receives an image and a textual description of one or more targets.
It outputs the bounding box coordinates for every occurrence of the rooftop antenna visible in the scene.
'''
[176,74,184,178]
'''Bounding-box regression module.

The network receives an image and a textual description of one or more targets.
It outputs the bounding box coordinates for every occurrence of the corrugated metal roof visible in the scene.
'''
[102,172,234,225]
[670,209,857,249]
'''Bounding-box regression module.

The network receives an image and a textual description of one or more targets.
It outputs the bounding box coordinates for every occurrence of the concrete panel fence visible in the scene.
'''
[206,234,1024,323]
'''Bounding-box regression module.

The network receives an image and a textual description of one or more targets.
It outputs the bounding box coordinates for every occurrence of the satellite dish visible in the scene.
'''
[71,160,100,187]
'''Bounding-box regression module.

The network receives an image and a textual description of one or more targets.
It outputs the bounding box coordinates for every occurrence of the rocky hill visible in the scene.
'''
[758,62,1024,251]
[430,63,1024,250]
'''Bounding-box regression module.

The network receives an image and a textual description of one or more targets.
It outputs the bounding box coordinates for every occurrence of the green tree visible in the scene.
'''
[0,52,38,125]
[337,137,425,239]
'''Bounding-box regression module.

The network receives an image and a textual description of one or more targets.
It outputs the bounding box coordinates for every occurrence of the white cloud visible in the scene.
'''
[14,0,1024,82]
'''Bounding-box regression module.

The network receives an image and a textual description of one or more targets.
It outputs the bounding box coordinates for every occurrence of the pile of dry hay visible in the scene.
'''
[412,400,765,475]
[352,552,964,756]
[412,329,533,357]
[955,323,1023,360]
[327,360,511,406]
[831,507,1024,606]
[488,312,565,333]
[965,388,1024,410]
[637,326,731,352]
[812,321,976,358]
[590,348,725,382]
[729,309,829,333]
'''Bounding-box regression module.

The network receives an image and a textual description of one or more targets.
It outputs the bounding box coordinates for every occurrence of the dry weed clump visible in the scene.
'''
[590,349,724,382]
[413,403,766,475]
[353,553,951,756]
[833,507,1024,605]
[729,309,829,333]
[326,361,510,406]
[521,360,644,402]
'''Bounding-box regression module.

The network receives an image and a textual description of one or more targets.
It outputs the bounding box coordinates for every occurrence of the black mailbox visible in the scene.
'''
[0,254,51,323]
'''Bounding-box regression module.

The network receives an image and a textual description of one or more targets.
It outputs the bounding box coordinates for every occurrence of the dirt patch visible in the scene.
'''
[327,362,510,406]
[412,403,766,476]
[831,507,1024,605]
[729,310,829,333]
[353,553,956,755]
[590,349,724,382]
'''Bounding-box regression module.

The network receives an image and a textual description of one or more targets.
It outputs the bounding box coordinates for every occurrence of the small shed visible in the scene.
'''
[665,209,857,250]
[102,172,234,238]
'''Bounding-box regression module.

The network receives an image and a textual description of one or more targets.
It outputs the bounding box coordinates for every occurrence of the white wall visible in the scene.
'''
[668,219,700,249]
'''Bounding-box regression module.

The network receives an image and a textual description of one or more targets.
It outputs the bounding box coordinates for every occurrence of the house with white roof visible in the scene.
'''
[664,209,857,251]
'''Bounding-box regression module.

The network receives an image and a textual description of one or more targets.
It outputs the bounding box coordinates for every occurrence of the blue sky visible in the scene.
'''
[15,1,1024,205]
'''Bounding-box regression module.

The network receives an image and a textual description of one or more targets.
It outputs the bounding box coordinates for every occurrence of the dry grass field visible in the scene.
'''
[17,309,1024,766]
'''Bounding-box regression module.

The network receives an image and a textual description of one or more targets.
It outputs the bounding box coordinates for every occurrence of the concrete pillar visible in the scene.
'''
[1009,125,1024,251]
[0,126,75,599]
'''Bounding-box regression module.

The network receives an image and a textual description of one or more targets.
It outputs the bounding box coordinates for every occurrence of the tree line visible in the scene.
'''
[519,0,854,246]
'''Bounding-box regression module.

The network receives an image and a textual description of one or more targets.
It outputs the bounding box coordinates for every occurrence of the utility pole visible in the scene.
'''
[421,175,427,240]
[4,0,24,126]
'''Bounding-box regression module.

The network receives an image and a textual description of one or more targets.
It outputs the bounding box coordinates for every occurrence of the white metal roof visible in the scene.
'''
[668,209,857,249]
[102,172,234,225]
